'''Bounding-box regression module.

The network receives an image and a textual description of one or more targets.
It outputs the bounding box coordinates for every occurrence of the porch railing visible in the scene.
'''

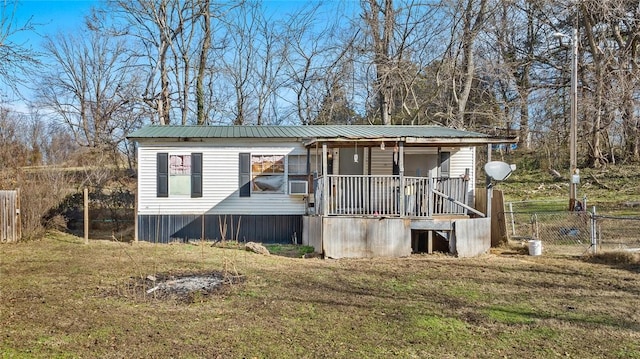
[313,175,476,218]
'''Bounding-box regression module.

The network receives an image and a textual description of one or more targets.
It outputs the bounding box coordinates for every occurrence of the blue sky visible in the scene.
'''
[13,0,98,45]
[5,0,356,111]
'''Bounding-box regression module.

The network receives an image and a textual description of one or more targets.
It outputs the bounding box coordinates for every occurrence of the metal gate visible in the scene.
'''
[1,190,20,242]
[502,210,594,256]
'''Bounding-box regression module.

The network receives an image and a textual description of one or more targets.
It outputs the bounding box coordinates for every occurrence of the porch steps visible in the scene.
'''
[410,215,467,231]
[410,220,454,231]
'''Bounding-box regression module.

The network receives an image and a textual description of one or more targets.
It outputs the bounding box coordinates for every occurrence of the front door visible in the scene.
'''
[405,154,437,177]
[336,147,364,213]
[338,147,364,175]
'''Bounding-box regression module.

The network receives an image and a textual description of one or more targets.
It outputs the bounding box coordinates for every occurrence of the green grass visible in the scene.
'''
[496,160,640,213]
[264,243,315,257]
[485,304,537,324]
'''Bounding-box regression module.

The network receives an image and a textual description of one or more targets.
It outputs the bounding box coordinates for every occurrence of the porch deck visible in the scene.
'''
[313,175,482,218]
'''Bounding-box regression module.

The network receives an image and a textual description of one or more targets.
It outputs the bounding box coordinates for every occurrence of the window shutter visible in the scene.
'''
[191,153,203,198]
[392,153,400,176]
[439,151,451,178]
[157,153,168,197]
[239,153,251,197]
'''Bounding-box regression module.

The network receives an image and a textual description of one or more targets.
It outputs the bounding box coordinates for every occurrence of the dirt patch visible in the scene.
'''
[121,271,245,303]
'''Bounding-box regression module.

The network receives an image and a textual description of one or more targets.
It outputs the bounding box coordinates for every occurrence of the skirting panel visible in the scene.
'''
[137,214,302,244]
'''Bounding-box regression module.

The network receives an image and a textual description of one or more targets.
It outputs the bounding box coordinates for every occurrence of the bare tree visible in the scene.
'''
[0,0,40,98]
[361,0,396,125]
[579,1,640,165]
[195,0,211,125]
[220,2,288,125]
[446,0,489,129]
[110,0,193,125]
[38,25,146,167]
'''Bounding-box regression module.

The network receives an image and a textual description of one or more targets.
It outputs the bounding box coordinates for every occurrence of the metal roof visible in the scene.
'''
[127,125,517,145]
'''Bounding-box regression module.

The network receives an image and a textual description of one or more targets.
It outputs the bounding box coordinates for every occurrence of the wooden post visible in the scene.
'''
[134,191,138,242]
[322,143,329,216]
[201,213,205,242]
[399,142,405,216]
[84,188,89,244]
[16,188,21,241]
[486,144,492,218]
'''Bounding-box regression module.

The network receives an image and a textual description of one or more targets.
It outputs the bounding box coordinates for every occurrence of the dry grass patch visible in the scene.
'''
[2,232,640,358]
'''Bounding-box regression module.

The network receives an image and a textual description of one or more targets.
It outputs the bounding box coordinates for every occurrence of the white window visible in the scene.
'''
[169,154,191,195]
[251,155,285,193]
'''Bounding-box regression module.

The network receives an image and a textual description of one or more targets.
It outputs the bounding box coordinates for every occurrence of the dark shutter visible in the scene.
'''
[392,153,400,175]
[191,153,203,198]
[157,153,168,197]
[239,153,251,197]
[439,151,450,178]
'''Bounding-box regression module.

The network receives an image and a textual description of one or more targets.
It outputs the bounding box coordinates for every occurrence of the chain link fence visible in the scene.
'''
[592,214,640,253]
[502,200,640,256]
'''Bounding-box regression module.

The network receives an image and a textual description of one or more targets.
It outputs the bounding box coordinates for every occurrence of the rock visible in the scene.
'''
[244,242,270,255]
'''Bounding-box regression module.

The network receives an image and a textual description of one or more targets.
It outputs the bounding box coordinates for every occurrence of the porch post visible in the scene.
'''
[322,142,329,216]
[427,173,433,217]
[306,146,311,214]
[399,142,405,216]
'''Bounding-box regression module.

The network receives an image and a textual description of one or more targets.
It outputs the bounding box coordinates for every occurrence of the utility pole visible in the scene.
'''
[554,26,579,211]
[569,26,578,211]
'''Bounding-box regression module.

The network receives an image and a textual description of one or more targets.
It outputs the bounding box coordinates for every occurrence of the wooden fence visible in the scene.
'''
[1,190,21,242]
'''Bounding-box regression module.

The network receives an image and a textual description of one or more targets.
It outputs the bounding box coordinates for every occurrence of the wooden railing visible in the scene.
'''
[313,175,477,218]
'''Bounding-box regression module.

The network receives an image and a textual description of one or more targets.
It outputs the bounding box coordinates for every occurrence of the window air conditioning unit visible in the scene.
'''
[289,180,308,195]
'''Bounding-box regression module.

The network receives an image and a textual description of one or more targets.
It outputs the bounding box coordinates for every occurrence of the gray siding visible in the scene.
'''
[448,146,476,203]
[138,214,302,244]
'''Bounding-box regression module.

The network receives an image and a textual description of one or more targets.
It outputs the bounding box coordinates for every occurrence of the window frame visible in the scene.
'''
[251,154,286,194]
[156,152,202,198]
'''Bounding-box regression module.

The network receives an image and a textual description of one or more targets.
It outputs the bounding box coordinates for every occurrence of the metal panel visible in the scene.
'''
[302,216,322,251]
[128,125,501,141]
[138,214,302,244]
[453,218,491,257]
[321,217,411,258]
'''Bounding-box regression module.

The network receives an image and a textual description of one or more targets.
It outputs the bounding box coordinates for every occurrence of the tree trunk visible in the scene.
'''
[363,0,394,125]
[453,0,487,130]
[196,0,210,125]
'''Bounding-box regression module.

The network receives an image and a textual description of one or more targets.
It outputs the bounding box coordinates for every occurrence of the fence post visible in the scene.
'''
[16,188,21,241]
[509,202,515,236]
[590,206,597,254]
[84,188,89,244]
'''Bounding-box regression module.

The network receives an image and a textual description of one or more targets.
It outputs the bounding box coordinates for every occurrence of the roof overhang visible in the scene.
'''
[127,125,519,148]
[302,135,519,147]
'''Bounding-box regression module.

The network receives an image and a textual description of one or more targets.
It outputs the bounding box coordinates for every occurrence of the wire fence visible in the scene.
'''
[593,214,640,253]
[503,200,640,256]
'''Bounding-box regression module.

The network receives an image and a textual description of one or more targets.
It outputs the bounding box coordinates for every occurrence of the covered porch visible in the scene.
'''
[299,126,516,258]
[306,173,488,258]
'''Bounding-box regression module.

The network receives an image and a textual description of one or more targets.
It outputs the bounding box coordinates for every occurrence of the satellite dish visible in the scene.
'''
[484,161,516,181]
